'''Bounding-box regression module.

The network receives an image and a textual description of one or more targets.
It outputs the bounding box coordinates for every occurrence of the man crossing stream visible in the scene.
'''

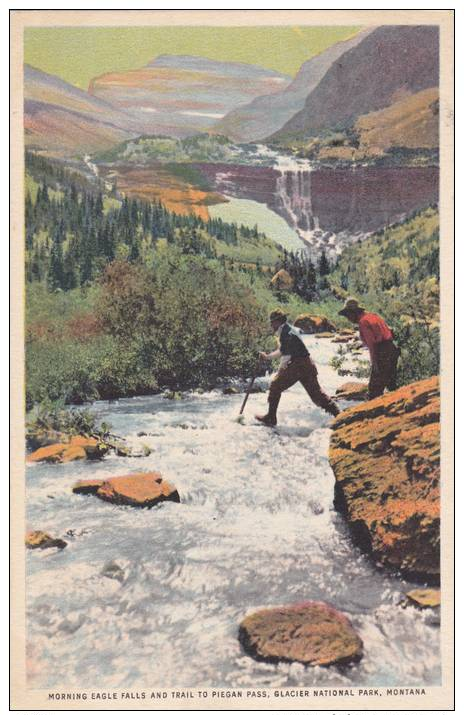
[255,309,340,427]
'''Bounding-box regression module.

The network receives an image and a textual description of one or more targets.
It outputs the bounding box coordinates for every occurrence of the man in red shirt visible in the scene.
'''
[338,298,400,399]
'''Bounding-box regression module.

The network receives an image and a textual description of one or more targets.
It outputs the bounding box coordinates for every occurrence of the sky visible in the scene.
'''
[24,26,362,89]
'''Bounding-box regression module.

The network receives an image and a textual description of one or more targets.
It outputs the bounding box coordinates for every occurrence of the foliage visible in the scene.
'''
[98,254,267,389]
[94,133,238,164]
[25,152,281,290]
[329,206,440,385]
[26,403,111,440]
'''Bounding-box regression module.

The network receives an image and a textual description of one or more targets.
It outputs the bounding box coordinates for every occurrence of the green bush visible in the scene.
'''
[98,252,267,389]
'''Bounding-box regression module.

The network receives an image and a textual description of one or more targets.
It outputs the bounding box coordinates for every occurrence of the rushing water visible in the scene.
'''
[26,336,440,689]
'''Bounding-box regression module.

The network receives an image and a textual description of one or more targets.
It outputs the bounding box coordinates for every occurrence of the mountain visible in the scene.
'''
[88,55,291,138]
[88,55,290,138]
[24,64,138,155]
[269,25,439,143]
[213,29,374,143]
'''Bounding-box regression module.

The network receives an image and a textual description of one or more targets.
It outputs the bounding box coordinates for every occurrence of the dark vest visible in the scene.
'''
[279,323,309,358]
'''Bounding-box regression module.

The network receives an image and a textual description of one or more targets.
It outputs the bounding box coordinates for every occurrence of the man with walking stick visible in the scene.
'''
[255,309,339,427]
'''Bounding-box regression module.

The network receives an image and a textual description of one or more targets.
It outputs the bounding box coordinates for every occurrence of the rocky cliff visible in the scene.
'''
[329,377,440,582]
[214,29,373,142]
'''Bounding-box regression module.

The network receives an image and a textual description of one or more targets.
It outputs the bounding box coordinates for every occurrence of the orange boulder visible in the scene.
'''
[73,472,180,508]
[294,314,336,334]
[27,436,108,464]
[329,377,440,581]
[27,443,69,463]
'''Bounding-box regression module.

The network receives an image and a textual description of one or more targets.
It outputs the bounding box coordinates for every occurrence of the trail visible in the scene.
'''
[26,336,440,689]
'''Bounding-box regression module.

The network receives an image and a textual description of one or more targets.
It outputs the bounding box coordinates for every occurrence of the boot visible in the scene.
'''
[326,401,340,417]
[255,392,279,426]
[255,413,277,427]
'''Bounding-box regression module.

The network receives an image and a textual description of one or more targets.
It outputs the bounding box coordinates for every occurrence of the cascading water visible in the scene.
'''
[25,336,440,690]
[274,158,337,258]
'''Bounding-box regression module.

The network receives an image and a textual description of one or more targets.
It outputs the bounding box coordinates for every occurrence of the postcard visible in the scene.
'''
[10,9,454,711]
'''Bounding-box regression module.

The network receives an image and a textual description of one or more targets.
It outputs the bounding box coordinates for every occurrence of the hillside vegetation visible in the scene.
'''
[330,206,439,384]
[25,153,331,408]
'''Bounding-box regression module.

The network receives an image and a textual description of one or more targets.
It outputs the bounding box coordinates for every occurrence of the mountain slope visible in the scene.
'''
[24,64,138,155]
[355,87,439,152]
[270,25,439,143]
[89,55,291,138]
[214,29,374,142]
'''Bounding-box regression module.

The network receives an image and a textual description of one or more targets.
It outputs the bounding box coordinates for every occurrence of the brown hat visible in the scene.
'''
[269,309,287,323]
[338,297,365,317]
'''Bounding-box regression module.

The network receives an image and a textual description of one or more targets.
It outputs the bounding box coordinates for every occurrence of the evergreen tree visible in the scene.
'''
[47,238,64,291]
[318,250,331,276]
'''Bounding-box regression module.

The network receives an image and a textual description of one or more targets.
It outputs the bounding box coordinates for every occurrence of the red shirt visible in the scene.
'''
[358,312,393,358]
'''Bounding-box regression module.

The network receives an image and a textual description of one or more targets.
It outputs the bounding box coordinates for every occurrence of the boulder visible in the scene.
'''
[406,589,440,609]
[335,382,369,401]
[223,386,240,395]
[239,601,363,666]
[26,443,69,464]
[72,479,104,495]
[61,446,87,463]
[270,269,293,291]
[332,335,353,343]
[73,472,180,508]
[25,530,67,550]
[68,435,108,460]
[27,436,108,464]
[329,377,440,581]
[294,314,336,334]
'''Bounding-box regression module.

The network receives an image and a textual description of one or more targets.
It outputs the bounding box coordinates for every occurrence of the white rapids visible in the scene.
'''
[26,336,440,689]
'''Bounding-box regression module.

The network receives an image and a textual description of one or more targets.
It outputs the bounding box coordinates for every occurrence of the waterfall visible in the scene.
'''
[275,161,328,256]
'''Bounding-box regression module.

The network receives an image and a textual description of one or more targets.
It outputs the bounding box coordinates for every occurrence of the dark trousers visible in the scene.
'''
[268,356,336,418]
[369,340,400,399]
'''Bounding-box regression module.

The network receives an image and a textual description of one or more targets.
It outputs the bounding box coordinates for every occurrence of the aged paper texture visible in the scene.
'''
[11,9,454,711]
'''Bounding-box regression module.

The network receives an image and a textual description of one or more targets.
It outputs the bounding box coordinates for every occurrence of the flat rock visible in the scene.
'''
[406,589,440,608]
[329,377,440,581]
[239,601,363,666]
[72,479,104,495]
[26,530,67,550]
[314,332,335,339]
[73,472,180,508]
[335,382,369,401]
[27,436,108,464]
[27,443,69,464]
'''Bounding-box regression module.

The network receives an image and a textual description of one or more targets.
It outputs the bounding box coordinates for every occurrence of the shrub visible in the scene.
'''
[98,253,267,389]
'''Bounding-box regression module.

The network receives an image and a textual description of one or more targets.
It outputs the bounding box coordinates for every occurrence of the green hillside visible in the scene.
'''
[329,206,439,384]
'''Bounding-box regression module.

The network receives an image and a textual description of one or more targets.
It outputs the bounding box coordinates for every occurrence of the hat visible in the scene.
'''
[269,309,287,323]
[338,297,365,317]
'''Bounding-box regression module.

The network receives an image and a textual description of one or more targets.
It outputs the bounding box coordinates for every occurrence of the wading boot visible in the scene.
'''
[255,394,279,427]
[255,413,277,427]
[326,401,340,417]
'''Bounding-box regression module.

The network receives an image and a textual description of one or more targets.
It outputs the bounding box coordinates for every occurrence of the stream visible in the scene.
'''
[26,336,440,689]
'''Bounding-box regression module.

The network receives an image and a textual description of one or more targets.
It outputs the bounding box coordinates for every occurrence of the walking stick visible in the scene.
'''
[239,358,261,415]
